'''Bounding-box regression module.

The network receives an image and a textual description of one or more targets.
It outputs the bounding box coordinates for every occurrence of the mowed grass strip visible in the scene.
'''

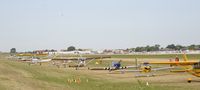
[0,59,171,90]
[1,53,200,90]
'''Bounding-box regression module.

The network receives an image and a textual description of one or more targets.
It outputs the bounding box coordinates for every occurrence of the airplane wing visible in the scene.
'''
[151,67,174,71]
[126,65,139,68]
[142,61,199,65]
[16,53,48,56]
[52,56,111,61]
[115,69,142,72]
[88,67,109,70]
[114,67,174,73]
[170,70,187,72]
[88,65,138,70]
[37,59,52,63]
[84,56,111,60]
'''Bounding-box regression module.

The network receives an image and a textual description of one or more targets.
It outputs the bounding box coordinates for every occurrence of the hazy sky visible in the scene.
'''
[0,0,200,52]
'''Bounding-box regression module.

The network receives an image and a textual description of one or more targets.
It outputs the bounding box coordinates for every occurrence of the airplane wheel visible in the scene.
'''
[187,80,191,83]
[187,78,192,83]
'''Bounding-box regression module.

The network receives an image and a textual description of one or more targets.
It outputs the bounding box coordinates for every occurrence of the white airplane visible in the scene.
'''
[27,57,51,65]
[52,55,111,68]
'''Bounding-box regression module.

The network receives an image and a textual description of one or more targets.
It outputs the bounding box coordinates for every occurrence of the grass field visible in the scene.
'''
[1,53,200,90]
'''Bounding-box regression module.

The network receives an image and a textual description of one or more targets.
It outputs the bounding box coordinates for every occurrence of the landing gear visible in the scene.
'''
[187,78,192,83]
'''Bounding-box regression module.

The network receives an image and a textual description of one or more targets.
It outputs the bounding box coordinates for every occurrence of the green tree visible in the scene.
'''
[146,45,151,52]
[134,47,141,52]
[175,45,184,50]
[67,46,76,51]
[154,44,160,51]
[188,44,195,50]
[10,48,16,53]
[166,44,176,50]
[77,49,83,51]
[10,48,16,56]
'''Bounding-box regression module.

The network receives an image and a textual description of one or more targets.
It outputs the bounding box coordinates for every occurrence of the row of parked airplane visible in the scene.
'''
[11,53,200,83]
[110,54,200,83]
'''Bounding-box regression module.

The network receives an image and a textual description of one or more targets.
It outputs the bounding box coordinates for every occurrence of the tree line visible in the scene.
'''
[131,44,200,52]
[65,44,200,52]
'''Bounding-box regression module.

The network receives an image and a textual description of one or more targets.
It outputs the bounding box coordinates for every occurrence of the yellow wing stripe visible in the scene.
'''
[143,61,198,65]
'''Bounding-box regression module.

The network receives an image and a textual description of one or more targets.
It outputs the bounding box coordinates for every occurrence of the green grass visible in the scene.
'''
[0,60,165,90]
[1,53,200,90]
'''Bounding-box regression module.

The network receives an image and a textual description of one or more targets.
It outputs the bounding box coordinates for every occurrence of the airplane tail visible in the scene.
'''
[183,53,188,62]
[182,53,192,70]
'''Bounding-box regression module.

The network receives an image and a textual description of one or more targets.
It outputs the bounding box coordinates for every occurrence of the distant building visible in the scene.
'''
[59,48,93,55]
[57,50,92,55]
[33,49,57,55]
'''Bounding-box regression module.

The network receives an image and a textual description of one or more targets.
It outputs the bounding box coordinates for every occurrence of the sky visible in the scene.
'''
[0,0,200,52]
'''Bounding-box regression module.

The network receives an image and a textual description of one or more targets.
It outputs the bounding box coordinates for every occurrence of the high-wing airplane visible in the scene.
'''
[52,56,111,61]
[16,53,48,57]
[140,54,200,83]
[14,53,52,65]
[22,57,52,65]
[88,60,139,71]
[111,61,174,77]
[52,55,111,69]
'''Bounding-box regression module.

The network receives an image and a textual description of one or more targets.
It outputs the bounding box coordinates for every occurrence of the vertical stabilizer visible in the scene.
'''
[183,53,188,61]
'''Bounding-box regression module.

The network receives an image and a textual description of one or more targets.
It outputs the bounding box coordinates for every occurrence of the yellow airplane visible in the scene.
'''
[16,53,48,57]
[113,62,174,76]
[141,54,200,83]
